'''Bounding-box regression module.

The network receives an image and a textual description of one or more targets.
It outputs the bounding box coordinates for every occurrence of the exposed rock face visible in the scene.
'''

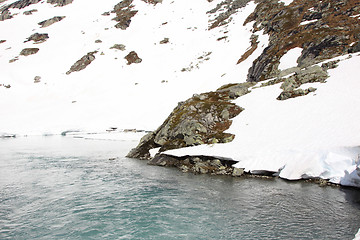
[112,0,138,30]
[0,40,6,44]
[24,33,49,43]
[66,51,97,75]
[127,82,254,159]
[124,51,142,64]
[38,16,65,28]
[245,0,360,83]
[20,48,39,56]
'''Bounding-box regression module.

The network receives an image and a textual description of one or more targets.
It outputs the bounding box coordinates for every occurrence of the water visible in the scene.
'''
[1,136,360,240]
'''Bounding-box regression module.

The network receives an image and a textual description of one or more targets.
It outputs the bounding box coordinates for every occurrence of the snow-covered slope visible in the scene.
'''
[1,0,360,188]
[0,0,262,135]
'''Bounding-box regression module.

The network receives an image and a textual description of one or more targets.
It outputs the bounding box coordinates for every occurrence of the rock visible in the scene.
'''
[34,76,41,83]
[232,168,244,177]
[110,44,126,51]
[20,48,39,56]
[95,39,102,43]
[24,33,49,43]
[159,37,169,44]
[112,0,138,30]
[66,51,97,75]
[38,16,65,28]
[0,40,6,44]
[142,0,162,4]
[23,9,37,15]
[124,51,142,65]
[126,132,159,160]
[46,0,73,7]
[277,87,317,101]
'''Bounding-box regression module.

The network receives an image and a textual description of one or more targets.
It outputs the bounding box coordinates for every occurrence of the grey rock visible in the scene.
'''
[38,16,65,28]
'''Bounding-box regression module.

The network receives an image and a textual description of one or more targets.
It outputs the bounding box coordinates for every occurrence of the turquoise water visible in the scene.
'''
[1,136,360,240]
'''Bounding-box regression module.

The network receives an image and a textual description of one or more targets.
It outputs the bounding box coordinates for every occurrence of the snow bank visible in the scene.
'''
[165,54,360,187]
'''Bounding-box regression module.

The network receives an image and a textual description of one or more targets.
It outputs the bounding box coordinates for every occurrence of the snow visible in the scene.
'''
[278,47,302,70]
[300,19,318,26]
[354,228,360,240]
[1,0,360,188]
[279,0,293,6]
[0,0,258,136]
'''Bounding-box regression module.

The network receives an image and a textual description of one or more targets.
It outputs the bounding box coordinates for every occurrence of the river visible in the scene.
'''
[1,136,360,239]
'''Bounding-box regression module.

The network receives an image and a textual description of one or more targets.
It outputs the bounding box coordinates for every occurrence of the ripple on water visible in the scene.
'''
[0,137,360,240]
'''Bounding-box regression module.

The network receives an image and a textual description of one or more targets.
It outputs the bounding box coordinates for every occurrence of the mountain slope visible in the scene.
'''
[1,0,360,187]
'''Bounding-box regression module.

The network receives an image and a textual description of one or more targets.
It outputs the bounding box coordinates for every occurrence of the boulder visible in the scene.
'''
[20,48,39,56]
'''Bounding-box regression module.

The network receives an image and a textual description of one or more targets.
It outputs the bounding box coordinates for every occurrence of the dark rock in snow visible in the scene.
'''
[66,51,98,75]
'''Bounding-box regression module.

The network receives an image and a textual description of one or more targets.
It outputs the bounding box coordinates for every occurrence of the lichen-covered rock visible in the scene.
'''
[66,51,97,75]
[20,48,39,56]
[38,16,65,28]
[127,87,250,159]
[124,51,142,65]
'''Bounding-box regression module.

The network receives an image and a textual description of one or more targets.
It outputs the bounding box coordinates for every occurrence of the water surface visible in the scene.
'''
[1,136,360,239]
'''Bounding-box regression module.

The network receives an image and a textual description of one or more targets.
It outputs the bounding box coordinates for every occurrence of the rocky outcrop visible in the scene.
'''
[66,51,97,75]
[111,0,138,30]
[24,33,49,43]
[1,0,70,21]
[38,16,65,28]
[245,0,360,83]
[127,82,254,159]
[124,51,142,64]
[20,48,39,56]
